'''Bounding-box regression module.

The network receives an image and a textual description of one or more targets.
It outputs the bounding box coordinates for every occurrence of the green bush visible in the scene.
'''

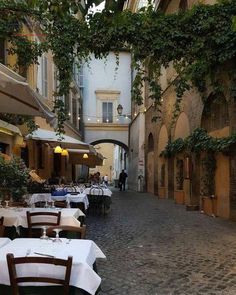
[0,156,30,201]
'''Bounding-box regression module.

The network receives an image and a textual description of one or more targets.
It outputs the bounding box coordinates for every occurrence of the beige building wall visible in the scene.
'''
[90,143,114,181]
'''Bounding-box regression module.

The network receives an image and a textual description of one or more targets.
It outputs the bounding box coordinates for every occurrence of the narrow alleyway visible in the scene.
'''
[87,189,236,295]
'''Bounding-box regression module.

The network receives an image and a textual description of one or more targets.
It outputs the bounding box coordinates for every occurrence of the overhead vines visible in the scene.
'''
[0,0,235,134]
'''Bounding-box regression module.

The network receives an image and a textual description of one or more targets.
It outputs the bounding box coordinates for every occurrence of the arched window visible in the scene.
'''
[201,94,229,132]
[148,133,154,152]
[179,0,188,11]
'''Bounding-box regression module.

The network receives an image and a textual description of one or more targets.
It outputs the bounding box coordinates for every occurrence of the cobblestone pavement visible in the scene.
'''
[86,189,236,295]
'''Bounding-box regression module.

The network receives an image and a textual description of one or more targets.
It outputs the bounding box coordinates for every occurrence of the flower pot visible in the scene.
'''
[158,187,166,199]
[174,190,185,204]
[201,196,217,217]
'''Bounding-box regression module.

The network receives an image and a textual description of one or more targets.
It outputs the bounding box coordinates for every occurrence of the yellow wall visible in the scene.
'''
[90,143,114,181]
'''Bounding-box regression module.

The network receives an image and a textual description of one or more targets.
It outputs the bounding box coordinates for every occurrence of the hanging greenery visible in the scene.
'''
[0,0,236,134]
[160,128,236,158]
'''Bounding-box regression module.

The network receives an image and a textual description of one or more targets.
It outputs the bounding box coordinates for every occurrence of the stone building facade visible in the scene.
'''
[128,0,236,220]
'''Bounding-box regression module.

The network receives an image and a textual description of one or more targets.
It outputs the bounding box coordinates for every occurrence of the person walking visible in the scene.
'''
[104,174,109,185]
[119,169,128,191]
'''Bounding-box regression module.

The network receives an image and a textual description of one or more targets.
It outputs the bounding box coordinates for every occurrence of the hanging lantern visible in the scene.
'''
[83,153,88,159]
[61,149,69,156]
[54,145,62,153]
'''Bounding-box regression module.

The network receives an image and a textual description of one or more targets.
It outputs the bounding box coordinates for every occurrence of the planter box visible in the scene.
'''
[158,187,166,199]
[174,190,185,205]
[201,196,217,217]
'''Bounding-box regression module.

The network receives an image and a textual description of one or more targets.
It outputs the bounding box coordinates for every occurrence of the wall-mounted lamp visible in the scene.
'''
[54,145,62,154]
[117,104,123,115]
[61,149,69,156]
[83,153,88,159]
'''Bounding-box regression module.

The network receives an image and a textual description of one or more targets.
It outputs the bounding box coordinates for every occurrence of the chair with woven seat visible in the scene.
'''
[7,253,72,295]
[47,225,86,239]
[26,211,61,238]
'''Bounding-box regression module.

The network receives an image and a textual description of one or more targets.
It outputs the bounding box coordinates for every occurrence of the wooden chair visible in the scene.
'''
[88,187,104,215]
[47,225,86,239]
[0,216,4,237]
[26,211,61,238]
[7,253,72,295]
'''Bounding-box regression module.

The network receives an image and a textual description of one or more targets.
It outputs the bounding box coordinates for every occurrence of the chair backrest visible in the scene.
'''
[47,225,86,239]
[89,187,104,196]
[26,211,61,238]
[0,216,4,237]
[7,253,72,295]
[0,216,4,225]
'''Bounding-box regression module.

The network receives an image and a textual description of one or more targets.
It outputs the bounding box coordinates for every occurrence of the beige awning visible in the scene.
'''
[26,128,90,150]
[0,64,56,126]
[69,150,105,167]
[0,119,22,136]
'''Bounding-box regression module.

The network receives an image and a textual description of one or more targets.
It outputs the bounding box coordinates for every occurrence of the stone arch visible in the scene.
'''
[157,125,169,198]
[91,139,128,152]
[173,112,190,204]
[147,133,155,193]
[174,112,190,140]
[201,93,229,132]
[148,133,154,152]
[200,93,230,218]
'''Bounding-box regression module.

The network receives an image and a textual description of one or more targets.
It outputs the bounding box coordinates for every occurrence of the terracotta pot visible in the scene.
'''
[201,196,217,217]
[174,190,185,205]
[158,187,166,199]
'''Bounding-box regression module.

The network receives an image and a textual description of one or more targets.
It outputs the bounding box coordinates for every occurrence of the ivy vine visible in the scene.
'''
[0,0,235,134]
[160,128,236,158]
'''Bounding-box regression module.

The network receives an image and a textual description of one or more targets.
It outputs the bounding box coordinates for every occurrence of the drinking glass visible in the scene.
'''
[53,228,62,242]
[40,226,48,240]
[5,200,9,208]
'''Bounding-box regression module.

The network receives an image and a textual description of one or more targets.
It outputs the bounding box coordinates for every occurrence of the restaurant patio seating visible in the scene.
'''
[26,211,61,238]
[6,253,72,295]
[47,225,86,239]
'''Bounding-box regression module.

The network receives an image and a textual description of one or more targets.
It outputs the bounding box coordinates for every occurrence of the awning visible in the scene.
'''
[0,119,22,136]
[0,64,56,126]
[69,150,105,167]
[0,119,24,146]
[26,128,90,149]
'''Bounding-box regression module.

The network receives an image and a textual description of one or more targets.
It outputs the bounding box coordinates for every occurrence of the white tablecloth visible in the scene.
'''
[0,238,106,295]
[0,208,84,228]
[30,193,52,204]
[51,193,89,210]
[0,238,11,248]
[83,188,112,197]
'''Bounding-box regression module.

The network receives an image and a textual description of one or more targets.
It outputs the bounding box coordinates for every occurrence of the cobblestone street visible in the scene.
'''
[86,189,236,295]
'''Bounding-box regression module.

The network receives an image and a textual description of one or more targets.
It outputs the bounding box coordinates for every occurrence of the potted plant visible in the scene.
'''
[200,152,217,217]
[0,156,30,203]
[174,158,185,204]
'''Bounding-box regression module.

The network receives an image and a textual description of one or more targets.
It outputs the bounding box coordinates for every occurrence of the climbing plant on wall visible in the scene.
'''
[0,0,236,134]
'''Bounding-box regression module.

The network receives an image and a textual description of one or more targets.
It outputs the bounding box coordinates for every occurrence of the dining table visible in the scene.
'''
[0,207,84,229]
[0,238,106,295]
[0,237,11,248]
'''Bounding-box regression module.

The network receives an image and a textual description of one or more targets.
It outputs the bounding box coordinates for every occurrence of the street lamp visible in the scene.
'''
[117,104,123,115]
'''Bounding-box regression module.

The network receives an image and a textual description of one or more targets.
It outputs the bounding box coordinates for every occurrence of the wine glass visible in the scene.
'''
[51,201,55,209]
[53,228,62,242]
[5,200,9,208]
[40,226,48,240]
